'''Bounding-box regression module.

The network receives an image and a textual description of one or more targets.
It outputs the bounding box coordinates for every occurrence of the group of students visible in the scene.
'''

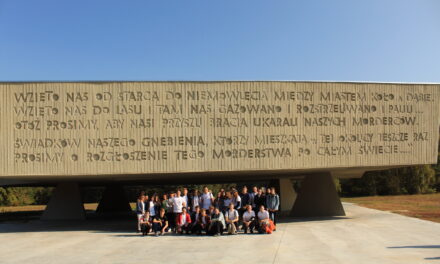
[136,186,280,236]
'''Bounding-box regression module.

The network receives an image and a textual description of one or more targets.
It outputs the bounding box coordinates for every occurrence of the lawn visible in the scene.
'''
[342,193,440,223]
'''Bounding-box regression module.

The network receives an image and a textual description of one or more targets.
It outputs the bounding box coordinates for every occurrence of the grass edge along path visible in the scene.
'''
[342,193,440,223]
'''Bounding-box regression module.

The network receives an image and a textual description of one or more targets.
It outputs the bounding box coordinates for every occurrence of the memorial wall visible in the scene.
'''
[0,81,438,177]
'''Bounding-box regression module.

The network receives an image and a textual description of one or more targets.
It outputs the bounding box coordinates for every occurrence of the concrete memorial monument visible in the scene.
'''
[0,81,438,219]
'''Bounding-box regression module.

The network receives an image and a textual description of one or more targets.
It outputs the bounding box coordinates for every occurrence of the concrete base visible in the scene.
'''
[96,185,132,214]
[41,183,85,220]
[291,173,345,217]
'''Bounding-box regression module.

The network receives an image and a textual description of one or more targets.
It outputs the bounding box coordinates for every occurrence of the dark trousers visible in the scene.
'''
[191,223,205,234]
[166,212,175,228]
[208,221,224,235]
[152,222,164,233]
[253,208,259,217]
[172,213,181,230]
[238,208,246,224]
[141,223,151,235]
[243,220,256,233]
[269,211,277,225]
[178,224,191,234]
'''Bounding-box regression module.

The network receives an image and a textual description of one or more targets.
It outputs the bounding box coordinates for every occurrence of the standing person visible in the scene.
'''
[240,186,250,208]
[249,186,258,212]
[152,208,168,236]
[239,186,250,220]
[189,189,200,212]
[144,194,150,213]
[266,187,271,196]
[232,191,242,210]
[214,192,224,210]
[140,211,152,236]
[148,195,157,218]
[254,188,266,215]
[136,194,146,233]
[172,190,186,232]
[266,187,280,225]
[182,188,189,211]
[167,193,176,230]
[208,207,226,236]
[242,205,257,234]
[154,195,161,214]
[200,186,214,210]
[225,203,239,235]
[176,207,192,234]
[161,194,170,232]
[161,194,168,212]
[223,191,232,214]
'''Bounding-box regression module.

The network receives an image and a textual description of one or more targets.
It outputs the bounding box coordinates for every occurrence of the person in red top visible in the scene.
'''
[176,207,192,234]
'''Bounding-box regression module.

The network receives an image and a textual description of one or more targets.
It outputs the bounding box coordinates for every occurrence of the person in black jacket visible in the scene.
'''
[190,206,202,234]
[254,188,266,215]
[152,208,168,236]
[240,186,251,222]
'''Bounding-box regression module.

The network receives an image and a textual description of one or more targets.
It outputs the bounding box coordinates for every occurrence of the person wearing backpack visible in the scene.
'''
[225,203,239,235]
[242,205,257,234]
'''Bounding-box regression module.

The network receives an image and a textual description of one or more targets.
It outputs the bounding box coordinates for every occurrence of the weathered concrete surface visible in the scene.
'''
[41,182,85,220]
[291,173,345,216]
[1,82,439,179]
[1,203,439,264]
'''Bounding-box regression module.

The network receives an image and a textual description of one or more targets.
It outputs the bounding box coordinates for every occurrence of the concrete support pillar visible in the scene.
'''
[96,185,132,214]
[291,173,345,217]
[41,182,85,220]
[279,178,297,215]
[268,178,297,216]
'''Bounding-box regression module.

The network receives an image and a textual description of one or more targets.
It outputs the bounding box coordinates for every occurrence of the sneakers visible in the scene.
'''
[155,231,159,237]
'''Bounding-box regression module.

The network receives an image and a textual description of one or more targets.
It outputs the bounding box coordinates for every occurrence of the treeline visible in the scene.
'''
[0,187,53,207]
[339,165,439,197]
[0,184,241,207]
[340,138,440,196]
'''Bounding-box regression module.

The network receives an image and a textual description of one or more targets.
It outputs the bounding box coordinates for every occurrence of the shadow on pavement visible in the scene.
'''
[388,245,440,249]
[0,210,136,233]
[278,216,350,223]
[0,212,350,233]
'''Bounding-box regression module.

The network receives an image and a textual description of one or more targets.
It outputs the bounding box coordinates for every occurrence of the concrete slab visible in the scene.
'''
[0,203,439,264]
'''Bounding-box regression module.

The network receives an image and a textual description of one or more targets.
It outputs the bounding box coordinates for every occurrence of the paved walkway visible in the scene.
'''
[0,203,439,264]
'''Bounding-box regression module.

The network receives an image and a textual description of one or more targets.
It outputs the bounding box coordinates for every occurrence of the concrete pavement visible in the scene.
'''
[0,203,439,264]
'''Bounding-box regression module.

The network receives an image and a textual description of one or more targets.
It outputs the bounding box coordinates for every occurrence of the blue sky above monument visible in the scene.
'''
[0,0,438,82]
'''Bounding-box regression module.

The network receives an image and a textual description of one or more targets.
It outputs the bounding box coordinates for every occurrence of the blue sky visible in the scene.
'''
[0,0,439,82]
